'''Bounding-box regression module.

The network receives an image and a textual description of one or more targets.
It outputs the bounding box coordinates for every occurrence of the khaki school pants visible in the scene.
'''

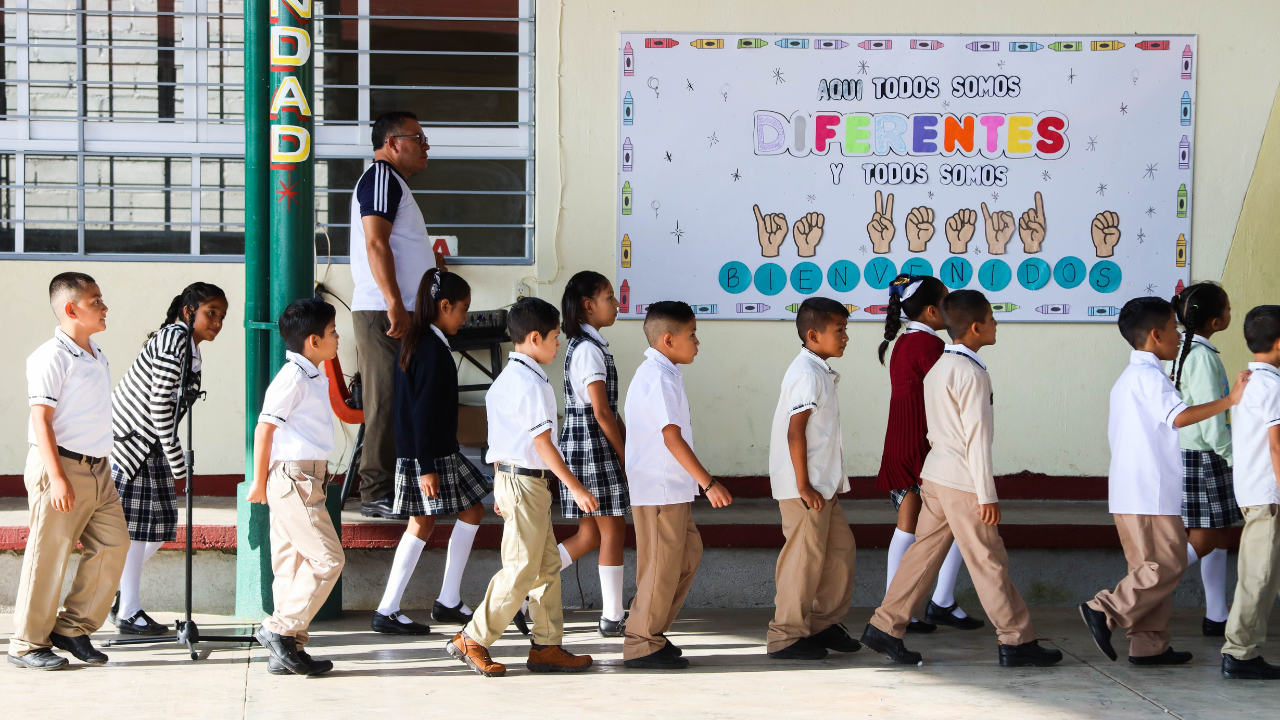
[872,480,1035,646]
[624,502,704,659]
[465,469,564,647]
[352,310,398,503]
[261,461,345,646]
[767,497,856,653]
[1087,513,1187,658]
[10,446,129,657]
[1223,504,1280,660]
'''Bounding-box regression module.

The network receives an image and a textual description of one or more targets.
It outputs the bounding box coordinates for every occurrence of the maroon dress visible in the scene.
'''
[876,329,945,492]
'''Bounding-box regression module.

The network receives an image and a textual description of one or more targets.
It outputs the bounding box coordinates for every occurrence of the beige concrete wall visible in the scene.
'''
[3,0,1280,477]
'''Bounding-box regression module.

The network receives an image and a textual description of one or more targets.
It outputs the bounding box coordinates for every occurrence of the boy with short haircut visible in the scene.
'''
[1220,305,1280,680]
[11,272,129,670]
[1081,296,1248,665]
[248,298,347,677]
[862,290,1061,668]
[449,296,597,677]
[623,301,733,670]
[766,297,860,660]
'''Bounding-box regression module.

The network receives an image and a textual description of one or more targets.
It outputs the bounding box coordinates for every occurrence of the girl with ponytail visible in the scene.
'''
[109,282,228,634]
[1168,282,1239,636]
[874,274,982,633]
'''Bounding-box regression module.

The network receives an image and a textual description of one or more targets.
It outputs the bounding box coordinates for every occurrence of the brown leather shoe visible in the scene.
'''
[446,632,506,677]
[527,644,593,673]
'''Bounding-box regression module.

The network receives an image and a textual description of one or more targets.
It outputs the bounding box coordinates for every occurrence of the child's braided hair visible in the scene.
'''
[1171,282,1229,390]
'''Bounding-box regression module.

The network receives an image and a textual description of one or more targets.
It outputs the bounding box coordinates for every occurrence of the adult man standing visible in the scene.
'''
[350,111,433,518]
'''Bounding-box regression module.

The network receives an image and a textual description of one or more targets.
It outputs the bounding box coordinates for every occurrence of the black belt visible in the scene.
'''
[495,463,552,480]
[58,446,106,466]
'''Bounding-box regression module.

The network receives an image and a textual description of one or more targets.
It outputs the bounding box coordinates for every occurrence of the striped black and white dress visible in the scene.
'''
[110,323,201,542]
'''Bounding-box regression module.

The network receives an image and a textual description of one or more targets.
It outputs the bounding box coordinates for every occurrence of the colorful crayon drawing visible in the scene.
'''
[621,181,632,215]
[991,302,1019,313]
[736,303,771,313]
[1179,136,1190,169]
[1036,304,1070,314]
[621,234,631,268]
[623,42,634,76]
[690,39,724,49]
[966,41,999,52]
[858,40,891,50]
[619,280,630,313]
[634,303,650,314]
[776,38,808,49]
[1177,184,1188,217]
[692,304,718,314]
[1182,45,1194,78]
[1175,279,1186,295]
[622,91,633,126]
[1176,233,1186,268]
[1009,41,1043,52]
[910,39,943,50]
[864,305,890,315]
[737,38,768,49]
[1136,40,1170,50]
[1090,40,1124,51]
[1088,306,1121,317]
[814,39,848,50]
[785,303,856,313]
[1048,41,1082,51]
[645,38,678,49]
[1181,91,1192,125]
[622,137,633,172]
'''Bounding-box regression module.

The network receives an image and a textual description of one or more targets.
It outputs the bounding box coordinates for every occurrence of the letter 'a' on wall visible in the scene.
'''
[616,34,1195,322]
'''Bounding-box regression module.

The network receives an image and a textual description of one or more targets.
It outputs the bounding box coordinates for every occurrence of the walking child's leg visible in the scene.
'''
[624,505,684,659]
[808,499,856,635]
[1123,516,1188,658]
[559,516,600,571]
[117,540,163,622]
[660,506,702,636]
[871,483,955,638]
[377,522,429,618]
[768,499,826,652]
[931,541,969,618]
[53,460,129,639]
[263,466,345,647]
[598,516,627,622]
[438,503,483,610]
[1223,505,1280,660]
[527,505,565,646]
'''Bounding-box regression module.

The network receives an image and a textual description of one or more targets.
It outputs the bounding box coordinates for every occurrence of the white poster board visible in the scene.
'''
[616,34,1196,322]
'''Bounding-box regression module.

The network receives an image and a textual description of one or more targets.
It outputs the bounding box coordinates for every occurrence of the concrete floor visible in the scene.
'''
[3,608,1276,719]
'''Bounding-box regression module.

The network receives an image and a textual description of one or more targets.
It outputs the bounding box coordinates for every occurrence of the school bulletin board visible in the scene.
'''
[615,34,1196,322]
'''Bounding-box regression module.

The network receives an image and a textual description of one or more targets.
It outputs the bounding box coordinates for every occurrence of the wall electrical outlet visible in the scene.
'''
[512,281,532,303]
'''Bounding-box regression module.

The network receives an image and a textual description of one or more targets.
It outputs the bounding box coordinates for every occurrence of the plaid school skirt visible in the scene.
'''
[558,417,630,519]
[889,484,921,512]
[112,443,178,543]
[393,453,491,517]
[1182,449,1242,529]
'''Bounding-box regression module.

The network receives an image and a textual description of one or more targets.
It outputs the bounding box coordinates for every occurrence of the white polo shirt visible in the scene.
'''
[769,348,848,500]
[1107,351,1188,515]
[485,352,558,470]
[567,324,611,403]
[27,328,113,458]
[903,320,939,338]
[625,347,698,506]
[258,352,335,463]
[1231,363,1280,508]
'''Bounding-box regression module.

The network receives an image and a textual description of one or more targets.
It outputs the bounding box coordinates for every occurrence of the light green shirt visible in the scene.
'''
[1164,336,1232,465]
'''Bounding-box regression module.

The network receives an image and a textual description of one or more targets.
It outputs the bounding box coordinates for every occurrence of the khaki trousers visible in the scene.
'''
[10,446,129,656]
[767,497,856,652]
[1223,504,1280,660]
[872,480,1035,646]
[624,503,703,659]
[1087,514,1187,658]
[352,310,399,503]
[465,469,563,647]
[261,461,345,646]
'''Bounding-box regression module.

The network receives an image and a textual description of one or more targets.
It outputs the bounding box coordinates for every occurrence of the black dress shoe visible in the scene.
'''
[1079,603,1117,661]
[624,648,689,669]
[513,607,531,635]
[999,640,1064,667]
[768,636,828,660]
[255,627,310,675]
[49,632,108,665]
[1129,648,1192,665]
[809,623,862,653]
[108,591,120,626]
[432,600,473,625]
[1203,617,1227,637]
[268,649,333,676]
[360,496,407,520]
[599,612,628,638]
[371,611,431,635]
[1222,654,1280,679]
[658,635,682,657]
[7,648,68,670]
[859,623,923,665]
[117,610,168,636]
[926,600,986,631]
[905,619,937,634]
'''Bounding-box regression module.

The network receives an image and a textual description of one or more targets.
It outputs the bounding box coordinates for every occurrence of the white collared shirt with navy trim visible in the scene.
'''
[485,351,559,470]
[27,327,113,458]
[769,347,848,500]
[1107,350,1189,515]
[625,347,698,506]
[567,324,612,404]
[903,320,940,338]
[258,351,334,462]
[942,343,987,371]
[1232,362,1280,508]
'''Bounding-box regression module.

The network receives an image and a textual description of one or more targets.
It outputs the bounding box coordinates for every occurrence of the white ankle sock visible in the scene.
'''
[437,521,478,611]
[886,528,916,593]
[1202,548,1229,623]
[599,565,624,622]
[1186,542,1200,567]
[119,540,164,623]
[558,542,573,571]
[378,532,426,618]
[932,541,968,618]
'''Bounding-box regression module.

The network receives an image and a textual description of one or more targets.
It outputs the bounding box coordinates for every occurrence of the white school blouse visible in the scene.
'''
[27,328,113,458]
[567,324,611,404]
[485,351,558,470]
[1107,351,1188,516]
[768,348,848,500]
[1231,363,1280,508]
[625,347,698,506]
[258,352,335,463]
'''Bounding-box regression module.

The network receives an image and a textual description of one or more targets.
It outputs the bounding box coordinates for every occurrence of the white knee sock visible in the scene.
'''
[437,521,479,612]
[599,565,625,622]
[1186,542,1200,567]
[558,543,573,571]
[118,540,164,623]
[1201,548,1229,622]
[931,541,968,618]
[377,532,426,619]
[886,528,916,593]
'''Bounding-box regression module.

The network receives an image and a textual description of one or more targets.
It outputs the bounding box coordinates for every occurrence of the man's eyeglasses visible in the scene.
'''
[388,133,428,146]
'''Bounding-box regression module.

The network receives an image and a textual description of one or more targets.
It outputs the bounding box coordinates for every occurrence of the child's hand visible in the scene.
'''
[799,485,825,512]
[705,481,733,508]
[571,487,600,513]
[419,471,441,499]
[978,502,1001,525]
[493,503,503,517]
[49,475,75,513]
[1228,370,1252,405]
[246,481,268,505]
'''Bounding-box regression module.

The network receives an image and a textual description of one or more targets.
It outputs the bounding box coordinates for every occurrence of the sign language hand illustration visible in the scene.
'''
[905,206,935,252]
[792,212,824,257]
[944,208,977,254]
[867,190,895,253]
[753,204,788,258]
[981,202,1016,254]
[1091,210,1121,258]
[1017,191,1047,253]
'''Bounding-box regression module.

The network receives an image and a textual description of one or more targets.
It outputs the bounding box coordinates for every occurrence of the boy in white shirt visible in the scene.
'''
[449,297,597,677]
[11,273,129,670]
[247,298,346,676]
[863,290,1061,668]
[766,298,860,660]
[623,301,733,670]
[1221,305,1280,680]
[1081,296,1248,665]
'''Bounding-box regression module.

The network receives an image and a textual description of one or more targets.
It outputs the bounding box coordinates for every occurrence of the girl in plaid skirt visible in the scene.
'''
[373,269,491,636]
[1168,282,1240,636]
[109,282,228,634]
[556,271,630,637]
